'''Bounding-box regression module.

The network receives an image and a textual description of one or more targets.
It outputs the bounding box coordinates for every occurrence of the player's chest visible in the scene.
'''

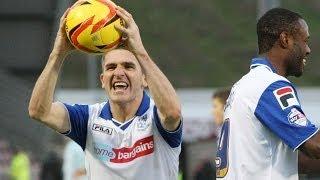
[89,114,153,147]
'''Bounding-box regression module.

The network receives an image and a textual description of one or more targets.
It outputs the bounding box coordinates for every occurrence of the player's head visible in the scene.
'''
[100,49,147,104]
[212,88,231,126]
[257,8,311,77]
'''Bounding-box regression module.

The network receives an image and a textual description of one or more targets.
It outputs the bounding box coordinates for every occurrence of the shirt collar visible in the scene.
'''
[99,91,150,120]
[250,57,277,73]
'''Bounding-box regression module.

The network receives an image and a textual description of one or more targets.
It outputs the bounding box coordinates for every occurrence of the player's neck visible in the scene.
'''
[109,93,143,123]
[262,51,287,77]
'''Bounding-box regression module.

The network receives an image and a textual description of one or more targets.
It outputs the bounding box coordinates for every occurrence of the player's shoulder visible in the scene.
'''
[250,66,295,93]
[87,101,107,109]
[252,65,288,83]
[246,57,291,87]
[87,101,108,117]
[233,66,291,106]
[245,66,290,91]
[248,68,299,110]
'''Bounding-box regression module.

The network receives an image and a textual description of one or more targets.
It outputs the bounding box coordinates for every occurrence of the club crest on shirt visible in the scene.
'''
[136,114,150,131]
[287,108,308,127]
[273,86,299,110]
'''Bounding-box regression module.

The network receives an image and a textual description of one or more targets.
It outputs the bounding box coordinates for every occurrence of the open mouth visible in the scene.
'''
[113,81,129,90]
[303,58,307,66]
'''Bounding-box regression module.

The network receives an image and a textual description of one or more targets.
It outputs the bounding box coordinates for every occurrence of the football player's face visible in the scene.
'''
[100,49,147,104]
[212,98,225,126]
[286,19,311,77]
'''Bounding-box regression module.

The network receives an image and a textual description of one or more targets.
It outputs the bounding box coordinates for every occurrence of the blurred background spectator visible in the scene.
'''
[40,151,62,180]
[9,145,30,180]
[63,140,86,180]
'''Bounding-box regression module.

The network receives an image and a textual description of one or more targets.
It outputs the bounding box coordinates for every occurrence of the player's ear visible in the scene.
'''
[100,73,105,88]
[279,31,293,49]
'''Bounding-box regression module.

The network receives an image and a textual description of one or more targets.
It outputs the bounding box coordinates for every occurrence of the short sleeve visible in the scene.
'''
[62,103,89,150]
[153,106,183,148]
[254,80,318,150]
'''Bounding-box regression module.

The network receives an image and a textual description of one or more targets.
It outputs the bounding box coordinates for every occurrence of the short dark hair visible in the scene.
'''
[257,8,303,54]
[100,46,127,71]
[100,48,146,74]
[212,88,231,105]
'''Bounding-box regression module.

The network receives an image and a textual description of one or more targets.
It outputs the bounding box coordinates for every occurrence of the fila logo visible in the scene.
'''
[273,86,299,110]
[92,124,113,135]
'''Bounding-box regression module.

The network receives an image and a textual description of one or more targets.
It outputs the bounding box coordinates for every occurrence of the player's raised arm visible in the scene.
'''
[28,8,75,133]
[114,6,181,131]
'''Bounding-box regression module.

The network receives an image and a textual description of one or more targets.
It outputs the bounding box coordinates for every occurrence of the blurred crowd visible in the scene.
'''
[0,138,88,180]
[0,139,40,180]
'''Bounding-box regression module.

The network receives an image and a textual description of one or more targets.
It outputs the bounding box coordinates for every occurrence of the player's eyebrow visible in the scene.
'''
[105,63,117,69]
[122,61,136,67]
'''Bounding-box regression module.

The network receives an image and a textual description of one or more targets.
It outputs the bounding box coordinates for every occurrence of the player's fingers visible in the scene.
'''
[114,24,128,34]
[116,9,131,26]
[116,6,133,19]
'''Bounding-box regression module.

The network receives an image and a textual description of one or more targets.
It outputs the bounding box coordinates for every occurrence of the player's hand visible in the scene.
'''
[51,8,75,57]
[51,0,87,57]
[114,6,146,55]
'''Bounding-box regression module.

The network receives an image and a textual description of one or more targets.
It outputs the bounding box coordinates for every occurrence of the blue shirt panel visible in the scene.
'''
[254,80,318,150]
[153,106,183,148]
[63,104,89,150]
